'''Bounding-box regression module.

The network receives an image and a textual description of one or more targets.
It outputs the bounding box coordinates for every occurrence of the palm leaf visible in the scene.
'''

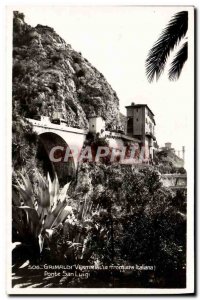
[146,11,188,82]
[168,41,188,80]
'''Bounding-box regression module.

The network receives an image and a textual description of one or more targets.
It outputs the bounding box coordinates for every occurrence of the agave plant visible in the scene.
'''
[46,190,111,265]
[12,170,73,266]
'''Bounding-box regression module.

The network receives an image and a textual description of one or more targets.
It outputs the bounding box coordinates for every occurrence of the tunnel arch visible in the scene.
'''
[36,132,76,186]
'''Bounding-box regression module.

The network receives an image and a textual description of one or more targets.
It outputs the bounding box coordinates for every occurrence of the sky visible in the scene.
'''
[13,6,194,154]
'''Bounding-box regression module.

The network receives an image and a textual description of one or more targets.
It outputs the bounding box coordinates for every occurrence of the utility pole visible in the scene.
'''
[182,146,185,166]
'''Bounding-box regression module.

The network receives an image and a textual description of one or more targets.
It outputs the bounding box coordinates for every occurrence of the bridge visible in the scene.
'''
[28,117,141,162]
[27,117,88,184]
[28,116,186,190]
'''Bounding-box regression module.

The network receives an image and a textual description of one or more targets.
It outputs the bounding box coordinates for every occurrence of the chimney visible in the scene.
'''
[165,142,172,149]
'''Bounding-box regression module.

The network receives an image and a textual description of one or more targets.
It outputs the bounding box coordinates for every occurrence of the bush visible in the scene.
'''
[13,62,26,78]
[78,164,186,287]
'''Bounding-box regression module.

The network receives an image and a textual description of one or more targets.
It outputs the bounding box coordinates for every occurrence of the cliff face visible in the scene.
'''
[12,12,121,130]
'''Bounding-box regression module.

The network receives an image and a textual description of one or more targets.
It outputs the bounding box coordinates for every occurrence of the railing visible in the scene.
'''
[160,173,187,189]
[26,118,88,135]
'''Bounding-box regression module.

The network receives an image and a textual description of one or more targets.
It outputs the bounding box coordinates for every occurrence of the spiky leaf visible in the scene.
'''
[37,172,50,212]
[14,172,35,208]
[17,206,41,237]
[43,199,67,229]
[146,11,188,82]
[48,173,59,208]
[168,41,188,80]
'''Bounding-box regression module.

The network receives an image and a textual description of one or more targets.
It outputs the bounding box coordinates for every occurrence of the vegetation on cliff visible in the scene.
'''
[155,149,186,173]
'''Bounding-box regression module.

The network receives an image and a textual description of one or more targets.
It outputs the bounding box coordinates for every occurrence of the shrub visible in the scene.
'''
[12,171,73,266]
[13,62,26,78]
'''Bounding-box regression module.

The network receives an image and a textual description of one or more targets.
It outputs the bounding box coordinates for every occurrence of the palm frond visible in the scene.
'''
[168,41,188,81]
[146,11,188,82]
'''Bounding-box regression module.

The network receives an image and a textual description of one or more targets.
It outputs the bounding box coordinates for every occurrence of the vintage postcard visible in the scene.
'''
[7,5,195,295]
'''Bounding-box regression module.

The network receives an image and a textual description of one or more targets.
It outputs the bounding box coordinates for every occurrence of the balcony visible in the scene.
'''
[145,131,156,140]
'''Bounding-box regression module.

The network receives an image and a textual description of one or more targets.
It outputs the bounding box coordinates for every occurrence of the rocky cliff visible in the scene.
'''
[12,11,122,130]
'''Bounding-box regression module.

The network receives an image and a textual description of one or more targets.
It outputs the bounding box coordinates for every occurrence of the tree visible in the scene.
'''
[146,11,188,82]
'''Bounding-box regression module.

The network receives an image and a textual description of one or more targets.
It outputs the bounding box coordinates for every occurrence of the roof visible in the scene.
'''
[88,115,106,121]
[125,104,155,117]
[121,134,141,143]
[104,131,141,143]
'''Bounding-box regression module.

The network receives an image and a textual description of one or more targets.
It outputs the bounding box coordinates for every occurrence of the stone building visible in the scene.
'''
[125,102,156,160]
[88,116,106,136]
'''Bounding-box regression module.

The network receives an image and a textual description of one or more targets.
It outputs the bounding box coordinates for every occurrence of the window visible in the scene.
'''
[127,117,133,134]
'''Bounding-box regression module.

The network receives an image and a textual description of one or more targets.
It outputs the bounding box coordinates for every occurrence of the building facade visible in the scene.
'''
[88,116,106,136]
[125,102,156,160]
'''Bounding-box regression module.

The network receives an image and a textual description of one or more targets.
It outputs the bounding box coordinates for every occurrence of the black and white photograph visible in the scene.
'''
[7,5,195,295]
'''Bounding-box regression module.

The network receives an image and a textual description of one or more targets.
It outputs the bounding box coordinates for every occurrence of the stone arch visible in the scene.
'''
[36,132,76,186]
